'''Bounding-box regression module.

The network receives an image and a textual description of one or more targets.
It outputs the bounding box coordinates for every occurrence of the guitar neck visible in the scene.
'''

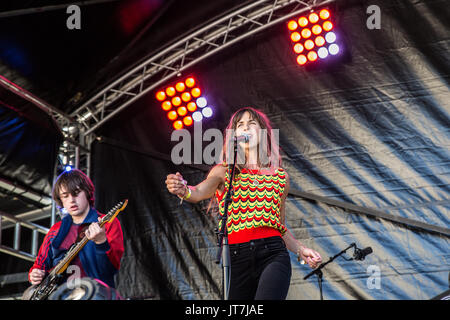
[53,236,90,275]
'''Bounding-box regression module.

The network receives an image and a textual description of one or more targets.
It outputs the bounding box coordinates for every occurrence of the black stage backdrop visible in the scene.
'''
[91,0,449,300]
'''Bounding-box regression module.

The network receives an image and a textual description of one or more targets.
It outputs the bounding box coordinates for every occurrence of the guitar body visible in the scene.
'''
[23,273,65,300]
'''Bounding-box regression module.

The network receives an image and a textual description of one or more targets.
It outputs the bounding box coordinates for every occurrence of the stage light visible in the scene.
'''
[287,20,298,31]
[329,43,340,55]
[177,106,187,116]
[187,102,197,112]
[175,82,186,92]
[288,8,341,66]
[319,9,330,20]
[315,36,325,47]
[309,13,319,23]
[192,111,203,122]
[304,40,314,50]
[185,77,195,87]
[168,110,177,120]
[202,107,213,118]
[301,28,311,38]
[65,165,72,172]
[196,97,207,108]
[323,21,333,31]
[166,86,176,97]
[162,101,172,111]
[293,43,304,54]
[181,92,191,102]
[325,31,336,43]
[290,32,301,42]
[156,91,166,101]
[318,47,329,59]
[173,120,183,130]
[172,96,182,106]
[156,76,213,131]
[183,116,193,126]
[297,54,307,65]
[307,51,318,62]
[298,17,308,27]
[191,87,201,98]
[312,24,322,35]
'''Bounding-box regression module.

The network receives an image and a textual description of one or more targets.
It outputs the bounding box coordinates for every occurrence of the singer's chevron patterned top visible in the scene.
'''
[216,167,287,240]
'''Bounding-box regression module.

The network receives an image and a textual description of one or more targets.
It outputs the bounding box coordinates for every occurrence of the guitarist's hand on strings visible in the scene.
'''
[85,217,107,244]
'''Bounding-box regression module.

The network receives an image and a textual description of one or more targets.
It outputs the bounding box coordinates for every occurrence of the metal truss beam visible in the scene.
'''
[71,0,336,135]
[0,75,91,175]
[0,210,49,262]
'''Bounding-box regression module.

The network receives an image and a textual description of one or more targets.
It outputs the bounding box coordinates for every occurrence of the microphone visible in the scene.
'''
[353,247,373,261]
[234,133,251,142]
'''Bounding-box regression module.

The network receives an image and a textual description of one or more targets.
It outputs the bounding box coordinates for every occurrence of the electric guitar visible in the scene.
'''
[23,200,128,300]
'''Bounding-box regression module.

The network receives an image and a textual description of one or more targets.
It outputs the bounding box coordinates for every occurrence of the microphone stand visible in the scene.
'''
[303,243,357,300]
[215,136,239,300]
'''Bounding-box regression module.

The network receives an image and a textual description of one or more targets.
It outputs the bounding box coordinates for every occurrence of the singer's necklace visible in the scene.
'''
[247,167,261,186]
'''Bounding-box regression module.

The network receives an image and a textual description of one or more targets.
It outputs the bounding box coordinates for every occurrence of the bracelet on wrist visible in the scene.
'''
[178,185,191,204]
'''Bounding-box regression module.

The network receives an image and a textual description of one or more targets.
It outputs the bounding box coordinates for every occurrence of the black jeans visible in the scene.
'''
[228,236,292,300]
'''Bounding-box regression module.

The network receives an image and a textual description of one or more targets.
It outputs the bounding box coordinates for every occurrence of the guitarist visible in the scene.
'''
[28,169,124,292]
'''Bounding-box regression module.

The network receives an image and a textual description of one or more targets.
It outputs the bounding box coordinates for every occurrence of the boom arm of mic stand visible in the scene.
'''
[303,243,356,280]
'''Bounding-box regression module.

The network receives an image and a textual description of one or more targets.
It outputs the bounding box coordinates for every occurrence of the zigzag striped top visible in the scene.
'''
[216,166,287,244]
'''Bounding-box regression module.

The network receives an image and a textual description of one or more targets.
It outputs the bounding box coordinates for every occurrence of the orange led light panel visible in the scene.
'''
[304,40,314,50]
[156,91,166,101]
[293,43,304,54]
[319,9,330,20]
[181,92,191,102]
[309,13,319,23]
[183,116,193,126]
[323,21,333,31]
[288,20,298,30]
[191,88,201,98]
[172,96,182,106]
[301,28,311,38]
[175,82,186,92]
[187,102,197,112]
[185,77,195,88]
[177,106,187,116]
[168,110,177,120]
[307,51,318,61]
[298,17,308,27]
[173,120,183,130]
[312,24,322,35]
[166,87,176,97]
[156,76,211,130]
[291,32,301,42]
[162,101,172,111]
[297,55,307,65]
[315,36,325,47]
[289,8,338,66]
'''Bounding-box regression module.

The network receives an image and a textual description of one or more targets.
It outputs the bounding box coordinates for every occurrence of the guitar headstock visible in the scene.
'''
[100,199,128,226]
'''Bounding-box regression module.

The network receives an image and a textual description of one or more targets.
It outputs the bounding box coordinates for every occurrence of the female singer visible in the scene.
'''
[166,107,321,299]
